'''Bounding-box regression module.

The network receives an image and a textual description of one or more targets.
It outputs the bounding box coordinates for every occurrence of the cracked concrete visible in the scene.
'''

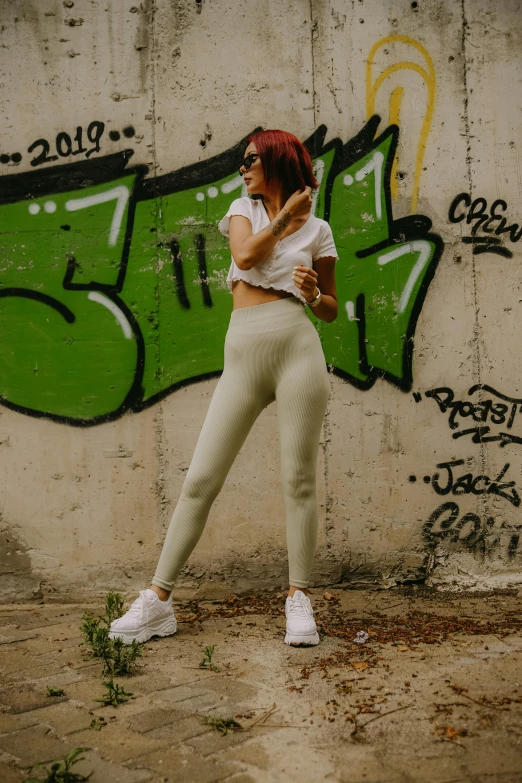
[0,586,521,782]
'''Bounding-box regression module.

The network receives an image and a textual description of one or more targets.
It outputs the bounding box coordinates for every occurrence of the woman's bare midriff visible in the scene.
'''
[231,279,294,310]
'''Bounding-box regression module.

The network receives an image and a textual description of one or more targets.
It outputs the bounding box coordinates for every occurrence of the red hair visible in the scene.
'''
[247,129,318,196]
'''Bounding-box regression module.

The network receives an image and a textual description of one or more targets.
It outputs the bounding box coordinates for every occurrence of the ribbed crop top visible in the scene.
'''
[218,196,338,306]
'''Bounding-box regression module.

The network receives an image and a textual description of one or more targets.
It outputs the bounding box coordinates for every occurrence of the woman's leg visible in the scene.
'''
[152,340,272,593]
[275,327,329,592]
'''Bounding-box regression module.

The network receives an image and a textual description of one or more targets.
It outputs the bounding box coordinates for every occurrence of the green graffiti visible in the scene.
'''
[0,174,139,420]
[0,118,442,425]
[320,127,442,389]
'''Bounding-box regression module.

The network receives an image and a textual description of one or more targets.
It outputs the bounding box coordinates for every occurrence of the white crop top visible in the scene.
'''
[218,196,338,306]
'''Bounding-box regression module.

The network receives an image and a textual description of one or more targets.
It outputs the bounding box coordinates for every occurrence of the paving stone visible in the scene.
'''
[2,593,522,783]
[0,623,25,634]
[155,686,222,713]
[124,706,188,734]
[185,724,251,757]
[62,679,112,708]
[28,668,88,692]
[0,724,72,767]
[0,613,62,630]
[31,701,95,735]
[22,630,84,648]
[0,762,25,782]
[123,672,175,695]
[3,663,72,686]
[147,714,211,744]
[0,711,41,734]
[72,723,171,764]
[0,630,43,645]
[90,694,158,721]
[132,746,239,783]
[151,684,209,703]
[334,747,392,783]
[202,677,257,702]
[0,686,67,714]
[227,741,270,770]
[72,749,154,783]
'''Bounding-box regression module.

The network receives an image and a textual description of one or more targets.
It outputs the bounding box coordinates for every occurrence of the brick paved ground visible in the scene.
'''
[0,585,521,783]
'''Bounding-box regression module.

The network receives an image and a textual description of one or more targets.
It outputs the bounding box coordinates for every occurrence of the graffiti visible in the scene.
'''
[413,394,522,561]
[0,114,442,426]
[449,192,521,258]
[414,386,522,447]
[0,123,137,168]
[366,35,436,214]
[423,501,521,560]
[314,118,442,391]
[412,459,520,507]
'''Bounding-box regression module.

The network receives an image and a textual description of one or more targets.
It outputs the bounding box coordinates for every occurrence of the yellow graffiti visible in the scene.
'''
[366,35,436,214]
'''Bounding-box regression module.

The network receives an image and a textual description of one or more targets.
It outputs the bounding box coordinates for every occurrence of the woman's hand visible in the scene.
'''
[292,264,319,303]
[284,186,313,219]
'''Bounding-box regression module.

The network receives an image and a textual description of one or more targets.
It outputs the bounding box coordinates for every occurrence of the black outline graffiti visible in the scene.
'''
[0,135,255,426]
[314,117,444,392]
[422,501,521,559]
[449,192,521,258]
[0,117,443,426]
[428,459,520,507]
[417,384,522,447]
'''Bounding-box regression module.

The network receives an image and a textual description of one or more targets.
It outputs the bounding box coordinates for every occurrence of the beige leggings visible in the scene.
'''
[152,296,330,591]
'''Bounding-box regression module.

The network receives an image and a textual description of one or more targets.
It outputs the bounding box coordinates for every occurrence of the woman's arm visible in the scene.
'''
[228,188,312,270]
[228,209,291,270]
[293,257,338,323]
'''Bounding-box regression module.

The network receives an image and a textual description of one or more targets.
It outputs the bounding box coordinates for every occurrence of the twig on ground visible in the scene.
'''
[352,703,415,734]
[249,723,308,729]
[246,703,278,728]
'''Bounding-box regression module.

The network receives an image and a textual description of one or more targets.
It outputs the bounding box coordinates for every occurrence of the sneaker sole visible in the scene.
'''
[284,631,320,646]
[108,617,178,645]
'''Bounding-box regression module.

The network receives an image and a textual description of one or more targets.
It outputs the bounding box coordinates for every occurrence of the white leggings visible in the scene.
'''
[153,296,330,591]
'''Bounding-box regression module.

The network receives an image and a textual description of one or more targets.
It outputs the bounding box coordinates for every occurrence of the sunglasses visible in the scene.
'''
[238,152,259,177]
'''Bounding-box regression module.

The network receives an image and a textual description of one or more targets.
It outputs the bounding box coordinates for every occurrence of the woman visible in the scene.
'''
[109,129,338,647]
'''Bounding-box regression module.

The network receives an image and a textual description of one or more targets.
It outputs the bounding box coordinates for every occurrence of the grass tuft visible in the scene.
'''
[23,747,89,782]
[47,687,65,697]
[202,715,243,735]
[79,591,142,676]
[199,644,221,672]
[94,677,135,707]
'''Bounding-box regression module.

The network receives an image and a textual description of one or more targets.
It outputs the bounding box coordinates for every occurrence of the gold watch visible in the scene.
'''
[307,288,322,308]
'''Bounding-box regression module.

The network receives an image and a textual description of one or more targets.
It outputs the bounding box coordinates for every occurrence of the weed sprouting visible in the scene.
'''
[94,677,135,707]
[104,592,125,625]
[102,637,143,677]
[202,715,242,735]
[47,687,65,697]
[80,592,142,676]
[199,644,221,672]
[80,612,112,658]
[23,747,88,782]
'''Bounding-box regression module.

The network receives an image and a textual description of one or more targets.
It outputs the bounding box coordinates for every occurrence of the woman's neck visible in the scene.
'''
[262,188,289,221]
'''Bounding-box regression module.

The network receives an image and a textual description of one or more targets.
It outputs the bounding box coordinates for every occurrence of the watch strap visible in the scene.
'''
[307,288,322,308]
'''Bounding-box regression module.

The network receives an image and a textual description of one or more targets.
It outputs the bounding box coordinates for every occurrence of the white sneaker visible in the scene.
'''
[284,590,319,646]
[108,589,177,645]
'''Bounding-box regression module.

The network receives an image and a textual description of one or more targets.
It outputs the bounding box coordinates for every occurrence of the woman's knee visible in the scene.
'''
[280,468,316,501]
[181,469,224,503]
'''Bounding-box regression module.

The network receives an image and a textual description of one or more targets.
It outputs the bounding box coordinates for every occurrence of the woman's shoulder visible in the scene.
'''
[233,195,259,207]
[310,215,330,227]
[309,215,333,234]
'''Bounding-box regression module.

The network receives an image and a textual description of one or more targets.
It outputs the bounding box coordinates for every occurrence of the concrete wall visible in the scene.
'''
[1,0,521,602]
